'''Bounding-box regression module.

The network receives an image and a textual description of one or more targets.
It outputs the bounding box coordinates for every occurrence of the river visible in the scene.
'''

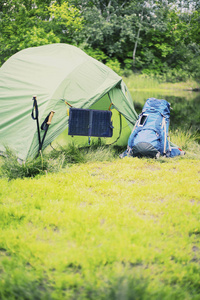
[129,89,200,139]
[55,85,200,148]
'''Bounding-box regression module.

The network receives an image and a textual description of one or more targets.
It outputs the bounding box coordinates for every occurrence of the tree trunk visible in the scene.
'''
[133,25,141,63]
[133,11,143,64]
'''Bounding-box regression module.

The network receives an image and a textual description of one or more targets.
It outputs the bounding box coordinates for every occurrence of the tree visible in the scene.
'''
[68,0,135,60]
[0,0,199,77]
[0,0,83,65]
[48,2,84,44]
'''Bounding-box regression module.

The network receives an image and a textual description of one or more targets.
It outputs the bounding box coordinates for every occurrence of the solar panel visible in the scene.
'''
[68,108,113,137]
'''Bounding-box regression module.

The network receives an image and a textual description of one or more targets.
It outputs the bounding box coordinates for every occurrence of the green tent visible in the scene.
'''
[0,43,137,160]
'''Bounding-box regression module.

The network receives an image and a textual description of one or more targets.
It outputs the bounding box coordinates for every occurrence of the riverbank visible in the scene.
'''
[123,74,200,93]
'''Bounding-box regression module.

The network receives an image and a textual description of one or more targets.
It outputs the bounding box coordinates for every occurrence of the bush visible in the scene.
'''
[123,58,133,70]
[82,47,108,63]
[106,58,122,75]
[164,69,191,83]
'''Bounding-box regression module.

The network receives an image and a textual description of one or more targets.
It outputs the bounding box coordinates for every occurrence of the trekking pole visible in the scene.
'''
[39,110,55,152]
[31,96,41,148]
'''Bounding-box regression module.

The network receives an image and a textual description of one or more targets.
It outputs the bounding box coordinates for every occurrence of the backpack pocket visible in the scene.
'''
[133,129,160,150]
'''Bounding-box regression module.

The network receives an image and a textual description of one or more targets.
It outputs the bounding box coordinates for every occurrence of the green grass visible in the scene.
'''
[169,130,200,158]
[1,130,199,181]
[123,74,200,105]
[0,76,199,299]
[0,134,200,299]
[123,74,200,92]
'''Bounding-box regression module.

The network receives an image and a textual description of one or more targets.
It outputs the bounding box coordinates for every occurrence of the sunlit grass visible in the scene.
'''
[0,156,200,299]
[123,74,160,90]
[123,74,199,92]
[0,71,199,298]
[169,129,200,158]
[123,74,200,105]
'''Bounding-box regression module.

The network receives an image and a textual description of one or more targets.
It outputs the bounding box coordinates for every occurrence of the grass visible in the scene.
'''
[0,131,200,299]
[123,74,200,91]
[0,70,199,299]
[123,74,200,104]
[169,130,200,158]
[0,156,200,299]
[1,130,199,181]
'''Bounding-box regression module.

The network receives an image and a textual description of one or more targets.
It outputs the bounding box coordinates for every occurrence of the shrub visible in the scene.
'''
[82,47,108,63]
[106,58,122,75]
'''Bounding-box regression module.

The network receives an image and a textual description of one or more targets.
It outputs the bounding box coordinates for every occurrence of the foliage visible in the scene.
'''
[0,156,200,299]
[106,58,123,75]
[0,0,200,80]
[17,26,60,49]
[48,2,84,44]
[82,47,123,74]
[81,47,108,63]
[0,0,83,65]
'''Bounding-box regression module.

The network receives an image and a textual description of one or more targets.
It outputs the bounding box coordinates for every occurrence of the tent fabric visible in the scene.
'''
[0,43,138,160]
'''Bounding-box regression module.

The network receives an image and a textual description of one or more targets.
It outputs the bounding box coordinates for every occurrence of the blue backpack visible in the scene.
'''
[120,98,183,158]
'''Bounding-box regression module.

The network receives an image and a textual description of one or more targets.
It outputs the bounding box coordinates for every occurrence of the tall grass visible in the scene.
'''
[123,73,199,92]
[169,129,200,158]
[0,143,122,180]
[0,148,65,180]
[0,130,199,181]
[124,74,160,90]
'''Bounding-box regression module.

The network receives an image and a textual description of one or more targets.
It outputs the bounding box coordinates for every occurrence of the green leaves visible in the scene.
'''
[0,0,84,65]
[0,0,200,79]
[49,2,83,43]
[18,27,60,50]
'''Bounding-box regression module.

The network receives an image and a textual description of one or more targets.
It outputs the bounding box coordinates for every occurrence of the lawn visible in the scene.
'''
[0,155,200,299]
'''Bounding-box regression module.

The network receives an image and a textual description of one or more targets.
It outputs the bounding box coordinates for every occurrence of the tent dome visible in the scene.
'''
[0,43,137,160]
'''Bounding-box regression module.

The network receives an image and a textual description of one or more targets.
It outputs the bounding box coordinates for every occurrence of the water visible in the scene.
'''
[130,89,200,136]
[54,88,200,148]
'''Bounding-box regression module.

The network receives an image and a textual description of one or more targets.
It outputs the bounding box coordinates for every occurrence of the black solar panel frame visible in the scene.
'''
[68,107,113,137]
